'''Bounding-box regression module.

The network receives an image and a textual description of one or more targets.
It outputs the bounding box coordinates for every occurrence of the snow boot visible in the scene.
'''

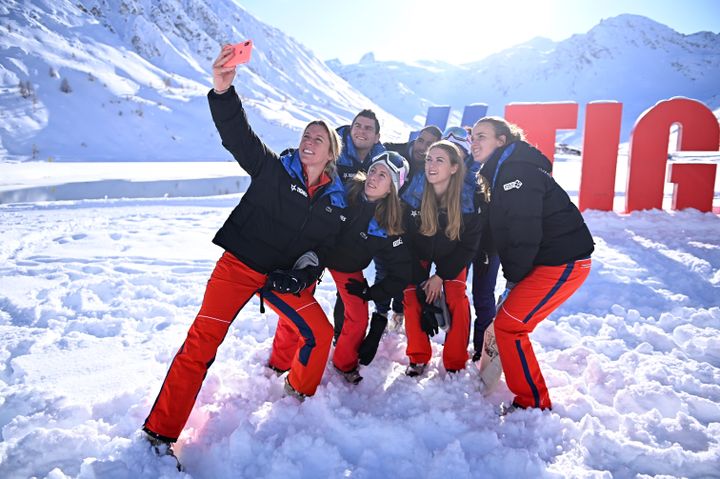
[405,362,427,377]
[335,366,363,385]
[267,363,289,377]
[283,377,307,402]
[143,430,183,472]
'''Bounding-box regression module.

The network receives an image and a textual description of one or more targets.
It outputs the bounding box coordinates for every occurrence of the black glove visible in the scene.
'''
[358,312,388,365]
[266,268,312,295]
[416,286,441,337]
[345,278,372,301]
[420,303,441,337]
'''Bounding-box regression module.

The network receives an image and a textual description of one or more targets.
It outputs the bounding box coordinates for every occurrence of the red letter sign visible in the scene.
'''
[626,97,720,212]
[579,102,623,211]
[505,102,578,163]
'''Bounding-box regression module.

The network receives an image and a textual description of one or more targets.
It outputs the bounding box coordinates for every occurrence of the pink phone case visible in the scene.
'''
[224,40,253,67]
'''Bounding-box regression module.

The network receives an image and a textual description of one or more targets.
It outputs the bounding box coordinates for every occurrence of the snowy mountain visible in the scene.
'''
[329,15,720,145]
[0,0,409,162]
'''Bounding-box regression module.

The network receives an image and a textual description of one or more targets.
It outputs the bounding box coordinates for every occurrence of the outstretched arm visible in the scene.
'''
[208,46,276,177]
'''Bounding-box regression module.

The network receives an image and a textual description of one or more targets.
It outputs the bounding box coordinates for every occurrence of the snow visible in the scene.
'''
[1,158,719,478]
[0,0,409,162]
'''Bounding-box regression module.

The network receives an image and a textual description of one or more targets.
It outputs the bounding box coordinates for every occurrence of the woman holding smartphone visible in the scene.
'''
[401,140,484,377]
[141,45,347,462]
[326,151,412,384]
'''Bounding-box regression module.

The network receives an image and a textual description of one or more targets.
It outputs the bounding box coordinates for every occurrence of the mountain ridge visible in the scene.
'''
[330,14,720,145]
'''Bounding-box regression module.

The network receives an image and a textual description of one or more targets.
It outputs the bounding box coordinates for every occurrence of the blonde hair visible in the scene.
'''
[473,116,526,144]
[347,173,404,236]
[302,120,342,178]
[419,140,466,241]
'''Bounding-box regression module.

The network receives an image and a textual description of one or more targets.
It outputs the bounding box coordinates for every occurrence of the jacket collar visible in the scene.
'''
[280,150,348,208]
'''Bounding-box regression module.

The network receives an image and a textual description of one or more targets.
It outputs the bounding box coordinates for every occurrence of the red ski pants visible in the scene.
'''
[495,259,591,410]
[329,269,369,372]
[144,252,333,442]
[403,268,471,371]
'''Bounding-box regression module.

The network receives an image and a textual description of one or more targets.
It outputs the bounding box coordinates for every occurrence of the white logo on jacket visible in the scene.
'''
[410,210,419,217]
[360,232,368,239]
[290,184,308,197]
[393,237,403,247]
[340,215,347,222]
[503,179,523,191]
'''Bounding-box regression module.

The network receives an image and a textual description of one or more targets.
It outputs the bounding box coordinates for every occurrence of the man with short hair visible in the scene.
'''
[336,109,386,184]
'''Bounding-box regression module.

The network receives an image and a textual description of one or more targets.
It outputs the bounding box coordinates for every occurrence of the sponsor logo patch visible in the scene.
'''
[393,237,403,247]
[503,179,523,191]
[290,184,308,197]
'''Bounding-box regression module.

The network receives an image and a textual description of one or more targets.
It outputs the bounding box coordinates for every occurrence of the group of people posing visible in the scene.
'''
[141,45,595,454]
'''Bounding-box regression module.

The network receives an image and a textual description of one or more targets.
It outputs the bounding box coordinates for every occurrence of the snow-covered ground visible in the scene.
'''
[0,159,719,478]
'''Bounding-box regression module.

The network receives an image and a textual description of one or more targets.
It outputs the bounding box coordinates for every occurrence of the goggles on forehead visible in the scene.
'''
[443,126,470,143]
[372,151,404,174]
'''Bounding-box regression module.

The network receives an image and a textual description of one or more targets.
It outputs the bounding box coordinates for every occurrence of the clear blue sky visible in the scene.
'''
[236,0,720,64]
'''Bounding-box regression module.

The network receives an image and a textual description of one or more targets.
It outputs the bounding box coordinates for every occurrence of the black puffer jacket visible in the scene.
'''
[403,190,484,284]
[479,141,594,283]
[208,87,347,274]
[325,193,411,302]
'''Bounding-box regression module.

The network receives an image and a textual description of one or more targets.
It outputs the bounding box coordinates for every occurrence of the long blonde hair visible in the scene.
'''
[347,173,404,236]
[302,120,342,178]
[419,141,465,241]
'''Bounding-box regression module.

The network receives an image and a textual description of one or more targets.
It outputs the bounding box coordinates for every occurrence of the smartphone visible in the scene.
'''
[223,40,253,67]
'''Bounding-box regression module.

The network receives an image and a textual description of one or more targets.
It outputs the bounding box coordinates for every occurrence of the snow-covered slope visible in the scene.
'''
[330,15,720,144]
[0,0,409,161]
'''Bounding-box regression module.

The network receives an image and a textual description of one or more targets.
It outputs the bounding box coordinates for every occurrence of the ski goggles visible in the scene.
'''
[442,126,470,143]
[369,151,408,189]
[371,151,405,175]
[442,126,472,154]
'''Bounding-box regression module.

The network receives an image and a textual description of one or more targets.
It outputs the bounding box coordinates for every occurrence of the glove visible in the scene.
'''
[266,268,312,295]
[358,312,388,365]
[345,278,372,301]
[416,286,440,337]
[420,303,441,337]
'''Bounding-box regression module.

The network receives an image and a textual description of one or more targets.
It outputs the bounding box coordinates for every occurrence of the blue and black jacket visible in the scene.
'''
[401,176,484,284]
[208,86,347,274]
[325,183,411,302]
[479,141,594,283]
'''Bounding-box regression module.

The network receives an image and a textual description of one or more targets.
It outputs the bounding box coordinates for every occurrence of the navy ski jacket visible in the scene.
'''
[325,192,411,302]
[208,86,347,274]
[402,180,484,284]
[479,141,594,283]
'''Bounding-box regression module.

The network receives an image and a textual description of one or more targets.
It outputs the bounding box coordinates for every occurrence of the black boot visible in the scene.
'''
[358,313,388,365]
